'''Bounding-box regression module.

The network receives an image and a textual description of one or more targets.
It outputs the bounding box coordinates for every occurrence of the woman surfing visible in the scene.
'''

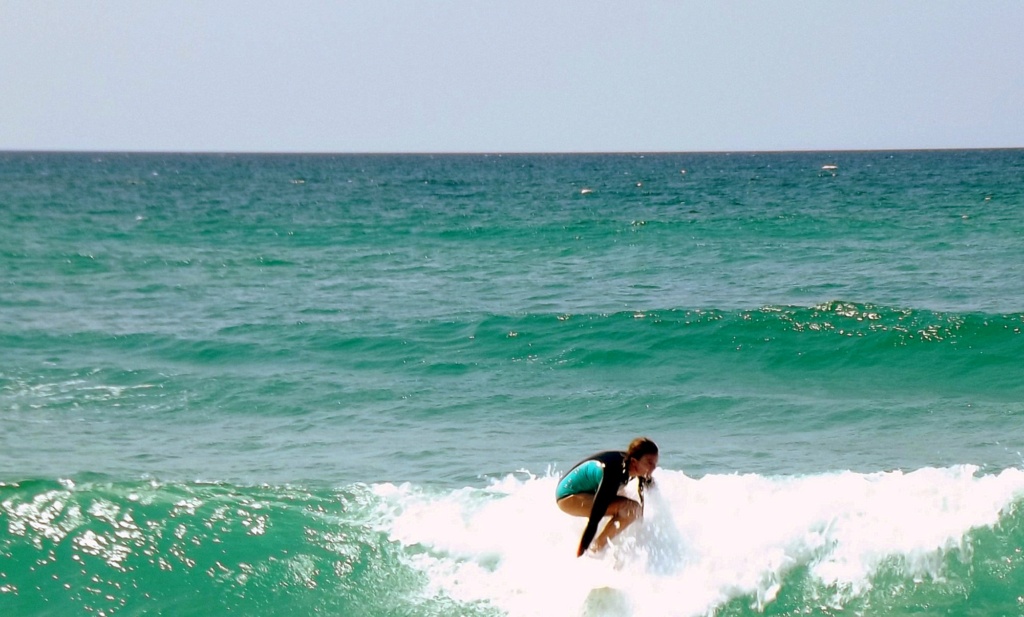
[555,437,659,556]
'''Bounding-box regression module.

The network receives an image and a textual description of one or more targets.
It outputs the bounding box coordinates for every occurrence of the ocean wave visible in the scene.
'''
[6,300,1020,401]
[3,464,1024,617]
[379,465,1024,617]
[0,478,430,617]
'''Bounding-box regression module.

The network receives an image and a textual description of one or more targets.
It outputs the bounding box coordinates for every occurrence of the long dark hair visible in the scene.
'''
[627,436,658,461]
[626,437,658,506]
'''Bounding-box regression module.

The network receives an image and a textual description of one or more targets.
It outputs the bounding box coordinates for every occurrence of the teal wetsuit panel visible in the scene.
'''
[555,460,604,500]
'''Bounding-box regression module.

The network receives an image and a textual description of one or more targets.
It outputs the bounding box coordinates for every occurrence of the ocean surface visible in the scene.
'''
[1,150,1023,616]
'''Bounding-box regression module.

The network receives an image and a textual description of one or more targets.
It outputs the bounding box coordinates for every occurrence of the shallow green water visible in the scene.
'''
[2,150,1023,616]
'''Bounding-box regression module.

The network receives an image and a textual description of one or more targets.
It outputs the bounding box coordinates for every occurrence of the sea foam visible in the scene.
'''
[374,465,1024,617]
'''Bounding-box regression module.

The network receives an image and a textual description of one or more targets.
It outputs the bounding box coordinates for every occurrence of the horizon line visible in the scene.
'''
[2,146,1023,157]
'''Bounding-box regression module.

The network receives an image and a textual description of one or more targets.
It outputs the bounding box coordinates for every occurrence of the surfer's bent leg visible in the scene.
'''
[557,494,641,551]
[556,493,596,517]
[591,497,640,551]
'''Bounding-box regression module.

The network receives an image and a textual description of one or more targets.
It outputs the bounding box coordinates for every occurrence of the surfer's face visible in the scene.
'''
[631,453,658,479]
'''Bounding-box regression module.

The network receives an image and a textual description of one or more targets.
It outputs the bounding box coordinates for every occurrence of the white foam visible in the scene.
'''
[372,465,1024,617]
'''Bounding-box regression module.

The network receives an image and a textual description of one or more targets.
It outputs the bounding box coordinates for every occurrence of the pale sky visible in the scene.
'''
[2,1,1022,153]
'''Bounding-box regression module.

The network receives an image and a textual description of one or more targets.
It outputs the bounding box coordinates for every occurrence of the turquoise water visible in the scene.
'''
[2,150,1023,616]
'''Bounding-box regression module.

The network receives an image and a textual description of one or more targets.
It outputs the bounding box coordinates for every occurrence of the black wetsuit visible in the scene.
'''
[557,450,641,555]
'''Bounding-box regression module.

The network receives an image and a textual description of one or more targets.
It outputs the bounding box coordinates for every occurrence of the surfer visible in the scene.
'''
[555,437,659,557]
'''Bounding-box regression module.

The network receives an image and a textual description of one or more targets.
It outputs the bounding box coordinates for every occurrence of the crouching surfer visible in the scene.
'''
[555,437,659,557]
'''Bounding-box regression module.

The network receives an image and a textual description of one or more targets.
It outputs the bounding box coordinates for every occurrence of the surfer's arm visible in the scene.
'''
[576,470,618,556]
[636,475,654,512]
